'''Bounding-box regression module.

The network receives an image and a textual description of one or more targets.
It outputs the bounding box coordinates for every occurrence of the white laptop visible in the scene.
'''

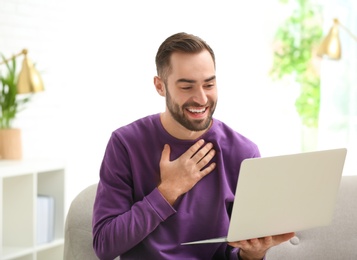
[182,148,347,245]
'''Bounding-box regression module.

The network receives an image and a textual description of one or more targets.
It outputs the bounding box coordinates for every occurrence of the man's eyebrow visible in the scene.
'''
[176,78,196,84]
[204,75,216,82]
[176,75,216,84]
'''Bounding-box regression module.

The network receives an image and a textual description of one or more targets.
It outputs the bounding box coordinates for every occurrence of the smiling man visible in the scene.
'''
[92,32,294,260]
[156,49,217,139]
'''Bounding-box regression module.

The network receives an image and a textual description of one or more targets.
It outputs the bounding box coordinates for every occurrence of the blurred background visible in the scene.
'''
[1,0,356,212]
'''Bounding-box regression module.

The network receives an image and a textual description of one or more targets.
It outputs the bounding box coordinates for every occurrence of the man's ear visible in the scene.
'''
[154,76,166,97]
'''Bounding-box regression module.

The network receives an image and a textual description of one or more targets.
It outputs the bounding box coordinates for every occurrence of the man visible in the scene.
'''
[92,32,294,260]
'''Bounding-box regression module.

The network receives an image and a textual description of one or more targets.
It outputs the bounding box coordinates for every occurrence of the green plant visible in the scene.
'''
[270,0,323,128]
[0,55,31,129]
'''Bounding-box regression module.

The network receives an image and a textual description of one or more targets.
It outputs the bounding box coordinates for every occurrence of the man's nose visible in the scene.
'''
[193,87,208,105]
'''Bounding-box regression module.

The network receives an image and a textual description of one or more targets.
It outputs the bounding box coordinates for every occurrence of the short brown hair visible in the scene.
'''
[155,32,216,82]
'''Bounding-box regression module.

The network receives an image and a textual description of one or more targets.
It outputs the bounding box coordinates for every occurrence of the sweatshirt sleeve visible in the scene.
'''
[92,132,176,260]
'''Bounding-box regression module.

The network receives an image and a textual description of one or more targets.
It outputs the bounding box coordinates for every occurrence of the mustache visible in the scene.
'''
[182,101,212,108]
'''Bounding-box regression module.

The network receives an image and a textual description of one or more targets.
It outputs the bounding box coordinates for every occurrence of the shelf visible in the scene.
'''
[36,240,64,260]
[0,160,65,260]
[1,246,33,260]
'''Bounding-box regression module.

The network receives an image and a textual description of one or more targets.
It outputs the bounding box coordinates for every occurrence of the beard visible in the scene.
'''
[165,87,216,132]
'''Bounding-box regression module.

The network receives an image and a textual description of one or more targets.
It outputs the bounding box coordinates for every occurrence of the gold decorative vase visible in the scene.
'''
[0,128,22,160]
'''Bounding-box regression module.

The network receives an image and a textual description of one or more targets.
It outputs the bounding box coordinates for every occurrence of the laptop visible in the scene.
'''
[182,148,347,245]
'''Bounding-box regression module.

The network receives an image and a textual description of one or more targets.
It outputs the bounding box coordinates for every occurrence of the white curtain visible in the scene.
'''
[318,0,357,175]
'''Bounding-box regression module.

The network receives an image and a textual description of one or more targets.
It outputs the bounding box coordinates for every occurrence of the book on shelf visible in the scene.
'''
[37,195,55,244]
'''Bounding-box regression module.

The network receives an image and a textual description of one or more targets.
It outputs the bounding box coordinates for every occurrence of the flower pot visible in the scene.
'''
[0,128,22,160]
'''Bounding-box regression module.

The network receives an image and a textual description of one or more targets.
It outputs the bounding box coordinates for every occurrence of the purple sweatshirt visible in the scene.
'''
[93,114,260,260]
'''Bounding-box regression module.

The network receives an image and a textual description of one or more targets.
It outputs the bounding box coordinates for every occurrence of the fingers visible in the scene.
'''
[228,238,261,250]
[167,139,215,166]
[158,140,216,205]
[188,140,215,164]
[160,139,216,179]
[186,139,205,160]
[272,232,295,244]
[160,144,170,162]
[228,232,296,254]
[200,160,216,175]
[229,238,269,260]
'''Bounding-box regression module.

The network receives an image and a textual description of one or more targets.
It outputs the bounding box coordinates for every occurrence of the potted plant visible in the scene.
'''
[0,54,32,159]
[270,0,323,151]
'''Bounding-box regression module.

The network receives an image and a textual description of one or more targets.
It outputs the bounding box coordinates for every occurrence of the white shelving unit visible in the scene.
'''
[0,159,65,260]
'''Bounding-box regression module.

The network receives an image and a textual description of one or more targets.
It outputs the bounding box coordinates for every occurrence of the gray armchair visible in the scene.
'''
[63,184,100,260]
[266,175,357,259]
[63,176,357,260]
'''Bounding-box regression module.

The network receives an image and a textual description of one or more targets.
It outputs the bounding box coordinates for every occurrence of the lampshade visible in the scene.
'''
[17,50,44,94]
[317,19,341,60]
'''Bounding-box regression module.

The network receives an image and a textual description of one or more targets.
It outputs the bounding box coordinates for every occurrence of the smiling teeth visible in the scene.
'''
[188,108,206,113]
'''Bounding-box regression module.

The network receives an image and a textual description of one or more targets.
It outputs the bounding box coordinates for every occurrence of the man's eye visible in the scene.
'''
[205,84,214,89]
[182,86,192,90]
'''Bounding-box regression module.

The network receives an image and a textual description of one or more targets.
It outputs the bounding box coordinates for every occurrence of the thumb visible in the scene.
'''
[160,144,171,163]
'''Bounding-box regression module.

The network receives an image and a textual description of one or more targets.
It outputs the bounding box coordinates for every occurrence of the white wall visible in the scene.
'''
[1,0,318,212]
[317,0,357,176]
